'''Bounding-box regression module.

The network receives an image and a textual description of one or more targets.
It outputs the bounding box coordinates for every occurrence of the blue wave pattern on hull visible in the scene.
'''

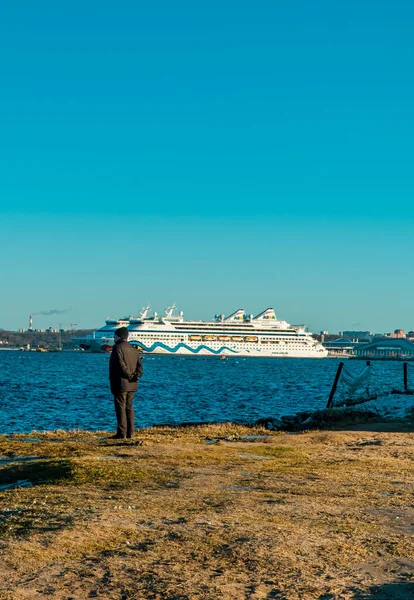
[130,341,238,355]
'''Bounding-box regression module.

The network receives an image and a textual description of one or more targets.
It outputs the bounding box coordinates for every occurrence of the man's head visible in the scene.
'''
[114,327,129,342]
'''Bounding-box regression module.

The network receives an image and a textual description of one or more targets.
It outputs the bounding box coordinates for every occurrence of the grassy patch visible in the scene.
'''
[0,458,73,485]
[0,426,413,599]
[246,444,308,459]
[0,456,183,491]
[67,457,182,489]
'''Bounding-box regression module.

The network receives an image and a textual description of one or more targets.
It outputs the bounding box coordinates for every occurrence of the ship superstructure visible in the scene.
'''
[72,305,327,358]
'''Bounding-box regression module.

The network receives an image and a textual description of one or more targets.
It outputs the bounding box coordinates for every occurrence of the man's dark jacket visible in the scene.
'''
[109,340,143,395]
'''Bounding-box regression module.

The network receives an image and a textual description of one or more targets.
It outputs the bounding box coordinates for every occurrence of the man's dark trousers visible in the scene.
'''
[114,391,135,438]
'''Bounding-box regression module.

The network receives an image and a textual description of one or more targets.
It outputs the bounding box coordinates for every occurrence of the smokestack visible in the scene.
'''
[29,315,33,330]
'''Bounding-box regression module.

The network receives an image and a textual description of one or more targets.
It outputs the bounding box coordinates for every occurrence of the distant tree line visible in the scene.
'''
[0,330,94,350]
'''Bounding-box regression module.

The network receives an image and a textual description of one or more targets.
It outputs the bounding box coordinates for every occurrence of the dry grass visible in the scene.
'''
[0,424,413,599]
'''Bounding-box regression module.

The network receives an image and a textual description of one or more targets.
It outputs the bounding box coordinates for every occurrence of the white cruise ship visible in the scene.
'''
[72,304,327,358]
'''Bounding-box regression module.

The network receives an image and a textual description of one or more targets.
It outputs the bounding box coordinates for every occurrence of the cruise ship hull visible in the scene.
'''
[72,337,327,358]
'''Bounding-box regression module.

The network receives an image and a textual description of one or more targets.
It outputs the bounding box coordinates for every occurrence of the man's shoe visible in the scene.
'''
[109,434,126,440]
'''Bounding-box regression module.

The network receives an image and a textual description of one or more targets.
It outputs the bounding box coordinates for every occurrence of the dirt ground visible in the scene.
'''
[0,423,413,600]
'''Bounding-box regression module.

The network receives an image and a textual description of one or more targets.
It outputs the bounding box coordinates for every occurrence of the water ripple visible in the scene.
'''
[0,352,407,434]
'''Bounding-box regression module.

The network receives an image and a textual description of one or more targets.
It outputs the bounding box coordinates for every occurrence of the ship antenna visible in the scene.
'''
[165,302,176,317]
[139,304,150,318]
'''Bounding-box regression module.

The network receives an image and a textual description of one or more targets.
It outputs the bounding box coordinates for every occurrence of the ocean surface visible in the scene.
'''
[0,351,409,434]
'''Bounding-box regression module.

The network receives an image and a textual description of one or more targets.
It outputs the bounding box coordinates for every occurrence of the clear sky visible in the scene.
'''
[1,1,413,333]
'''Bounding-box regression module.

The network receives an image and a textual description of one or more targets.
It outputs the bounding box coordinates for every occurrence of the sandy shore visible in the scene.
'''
[0,422,413,599]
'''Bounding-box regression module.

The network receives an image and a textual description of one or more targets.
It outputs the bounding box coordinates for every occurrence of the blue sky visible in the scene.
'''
[1,1,413,333]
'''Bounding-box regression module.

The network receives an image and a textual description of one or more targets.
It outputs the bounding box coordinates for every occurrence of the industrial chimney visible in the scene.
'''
[29,315,33,330]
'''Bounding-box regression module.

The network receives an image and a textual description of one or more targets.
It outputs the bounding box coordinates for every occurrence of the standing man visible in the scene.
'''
[109,327,143,439]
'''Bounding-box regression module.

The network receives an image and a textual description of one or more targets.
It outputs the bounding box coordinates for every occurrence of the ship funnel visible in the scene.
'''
[253,308,277,321]
[224,309,246,322]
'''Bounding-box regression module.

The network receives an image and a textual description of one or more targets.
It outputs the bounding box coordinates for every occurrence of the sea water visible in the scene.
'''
[0,352,409,434]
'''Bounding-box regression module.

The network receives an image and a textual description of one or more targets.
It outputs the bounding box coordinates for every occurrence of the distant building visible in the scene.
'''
[322,337,360,356]
[354,338,414,360]
[388,329,405,338]
[343,330,373,343]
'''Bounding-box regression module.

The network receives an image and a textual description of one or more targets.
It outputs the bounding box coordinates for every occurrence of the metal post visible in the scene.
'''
[327,362,344,409]
[404,362,408,392]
